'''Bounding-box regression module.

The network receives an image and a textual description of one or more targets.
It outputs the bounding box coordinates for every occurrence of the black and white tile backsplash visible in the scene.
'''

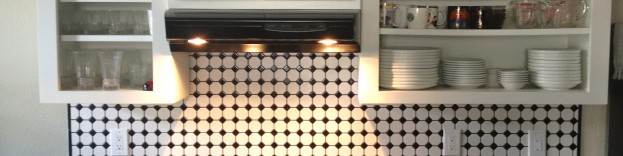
[69,53,580,156]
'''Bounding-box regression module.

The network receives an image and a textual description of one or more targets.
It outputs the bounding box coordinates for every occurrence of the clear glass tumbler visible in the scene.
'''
[132,11,151,35]
[98,50,124,90]
[73,50,98,90]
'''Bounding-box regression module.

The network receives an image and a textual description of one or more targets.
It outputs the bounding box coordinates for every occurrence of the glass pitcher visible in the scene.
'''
[539,0,588,28]
[511,0,540,28]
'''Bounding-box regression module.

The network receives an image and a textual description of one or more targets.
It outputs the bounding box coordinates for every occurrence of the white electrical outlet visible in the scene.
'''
[109,128,130,156]
[442,129,461,156]
[529,130,546,156]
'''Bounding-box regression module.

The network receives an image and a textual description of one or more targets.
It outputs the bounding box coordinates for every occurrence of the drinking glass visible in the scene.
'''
[60,50,76,89]
[121,50,145,89]
[132,11,151,35]
[98,50,124,90]
[73,50,98,90]
[110,11,132,34]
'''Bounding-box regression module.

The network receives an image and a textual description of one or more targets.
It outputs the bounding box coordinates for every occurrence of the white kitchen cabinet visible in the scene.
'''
[37,0,189,104]
[358,0,611,104]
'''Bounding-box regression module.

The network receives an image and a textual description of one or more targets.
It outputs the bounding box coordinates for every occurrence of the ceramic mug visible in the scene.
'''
[407,6,435,29]
[425,6,446,29]
[436,5,449,29]
[392,4,410,28]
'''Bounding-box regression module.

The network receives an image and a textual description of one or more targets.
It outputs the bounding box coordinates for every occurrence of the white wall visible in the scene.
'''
[614,0,623,23]
[0,0,68,156]
[0,0,609,156]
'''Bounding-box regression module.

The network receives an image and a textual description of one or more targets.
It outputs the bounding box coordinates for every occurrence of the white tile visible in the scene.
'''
[78,109,92,120]
[429,121,442,133]
[547,122,561,133]
[508,121,520,133]
[79,145,92,156]
[93,146,106,156]
[508,109,521,120]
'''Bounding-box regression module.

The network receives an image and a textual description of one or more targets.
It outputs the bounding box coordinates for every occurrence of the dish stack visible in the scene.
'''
[379,47,441,90]
[442,58,487,88]
[527,49,582,90]
[498,69,529,90]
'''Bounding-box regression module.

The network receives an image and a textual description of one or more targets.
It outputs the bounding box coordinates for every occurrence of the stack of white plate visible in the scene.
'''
[498,69,529,90]
[442,58,486,88]
[527,49,582,90]
[380,47,441,90]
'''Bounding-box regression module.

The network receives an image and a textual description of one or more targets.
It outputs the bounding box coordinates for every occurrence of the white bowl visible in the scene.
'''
[533,82,580,90]
[446,83,485,89]
[500,82,527,90]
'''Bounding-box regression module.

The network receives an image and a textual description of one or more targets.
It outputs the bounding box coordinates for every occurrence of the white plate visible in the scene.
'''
[531,77,581,82]
[380,56,441,60]
[528,49,581,54]
[443,71,487,75]
[528,63,581,68]
[381,79,439,84]
[531,73,581,78]
[530,71,581,75]
[380,83,438,90]
[380,75,439,79]
[528,66,581,71]
[380,53,440,56]
[443,67,486,71]
[380,59,440,64]
[528,59,581,64]
[380,71,439,76]
[380,63,439,69]
[380,80,440,85]
[528,53,581,57]
[381,47,441,53]
[380,68,438,72]
[443,57,484,62]
[528,55,581,61]
[379,69,439,75]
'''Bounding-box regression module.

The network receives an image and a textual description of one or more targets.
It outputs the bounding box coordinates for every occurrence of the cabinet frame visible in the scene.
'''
[37,0,189,104]
[358,0,611,105]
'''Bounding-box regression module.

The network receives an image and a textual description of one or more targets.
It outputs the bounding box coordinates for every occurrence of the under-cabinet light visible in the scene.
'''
[318,39,338,45]
[188,38,208,45]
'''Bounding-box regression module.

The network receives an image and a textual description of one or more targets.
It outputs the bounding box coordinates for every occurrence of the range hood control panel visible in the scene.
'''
[264,23,327,32]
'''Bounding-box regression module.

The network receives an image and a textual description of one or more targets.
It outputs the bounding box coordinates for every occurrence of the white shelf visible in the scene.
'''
[359,0,610,105]
[366,86,595,104]
[60,0,151,3]
[380,28,590,36]
[61,35,152,42]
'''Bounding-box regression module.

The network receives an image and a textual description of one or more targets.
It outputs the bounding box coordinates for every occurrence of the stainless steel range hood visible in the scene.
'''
[164,9,360,53]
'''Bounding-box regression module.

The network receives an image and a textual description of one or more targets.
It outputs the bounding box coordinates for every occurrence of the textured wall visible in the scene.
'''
[0,0,69,156]
[70,53,581,156]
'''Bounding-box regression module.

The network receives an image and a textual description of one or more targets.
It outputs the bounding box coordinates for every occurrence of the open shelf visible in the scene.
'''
[61,35,152,42]
[60,0,151,3]
[380,28,590,36]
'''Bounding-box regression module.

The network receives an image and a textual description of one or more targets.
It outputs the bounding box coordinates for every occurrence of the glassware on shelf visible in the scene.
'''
[539,0,588,28]
[98,50,124,90]
[60,50,76,89]
[380,0,394,28]
[73,50,98,90]
[511,0,540,28]
[132,10,151,35]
